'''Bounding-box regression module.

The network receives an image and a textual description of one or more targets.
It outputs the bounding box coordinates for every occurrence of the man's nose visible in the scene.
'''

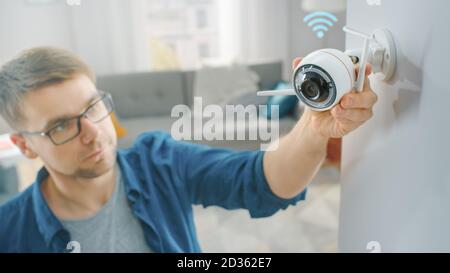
[79,116,99,145]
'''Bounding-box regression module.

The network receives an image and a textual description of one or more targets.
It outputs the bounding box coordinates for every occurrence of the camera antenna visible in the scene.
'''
[343,26,371,92]
[256,89,295,96]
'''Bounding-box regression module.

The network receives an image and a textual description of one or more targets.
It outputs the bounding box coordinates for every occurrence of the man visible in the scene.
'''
[0,47,377,253]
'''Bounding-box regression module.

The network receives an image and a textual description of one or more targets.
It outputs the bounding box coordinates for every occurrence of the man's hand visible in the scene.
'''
[292,57,378,138]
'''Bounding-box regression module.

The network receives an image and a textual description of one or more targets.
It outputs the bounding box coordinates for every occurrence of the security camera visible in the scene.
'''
[292,48,354,111]
[257,27,396,112]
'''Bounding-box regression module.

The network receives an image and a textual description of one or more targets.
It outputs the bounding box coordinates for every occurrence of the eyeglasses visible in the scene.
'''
[20,91,114,145]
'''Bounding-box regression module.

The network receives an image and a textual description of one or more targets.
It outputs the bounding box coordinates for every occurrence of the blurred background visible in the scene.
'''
[0,0,346,76]
[0,0,345,252]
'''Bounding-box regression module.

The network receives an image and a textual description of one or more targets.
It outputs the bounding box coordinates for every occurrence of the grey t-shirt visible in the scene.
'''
[60,167,152,253]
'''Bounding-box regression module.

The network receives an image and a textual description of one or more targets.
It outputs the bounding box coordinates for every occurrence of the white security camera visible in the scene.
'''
[292,48,355,111]
[258,27,396,112]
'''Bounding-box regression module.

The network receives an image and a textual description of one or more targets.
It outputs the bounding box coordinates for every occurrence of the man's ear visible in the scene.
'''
[10,133,39,159]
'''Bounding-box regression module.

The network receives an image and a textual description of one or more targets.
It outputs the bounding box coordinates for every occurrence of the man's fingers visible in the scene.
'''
[355,63,372,78]
[365,63,372,75]
[340,89,378,109]
[332,104,373,122]
[362,73,371,91]
[292,57,302,70]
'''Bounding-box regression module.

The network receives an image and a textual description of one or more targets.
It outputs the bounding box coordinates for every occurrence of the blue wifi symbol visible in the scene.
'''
[303,11,338,39]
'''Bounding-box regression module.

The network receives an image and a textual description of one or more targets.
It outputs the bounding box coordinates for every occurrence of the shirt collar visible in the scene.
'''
[32,167,66,247]
[117,150,147,203]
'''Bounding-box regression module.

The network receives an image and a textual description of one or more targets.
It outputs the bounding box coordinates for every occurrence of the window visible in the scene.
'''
[140,0,219,70]
[196,8,207,29]
[198,43,210,58]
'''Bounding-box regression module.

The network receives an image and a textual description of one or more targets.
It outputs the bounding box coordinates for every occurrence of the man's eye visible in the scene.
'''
[90,102,101,111]
[54,121,69,132]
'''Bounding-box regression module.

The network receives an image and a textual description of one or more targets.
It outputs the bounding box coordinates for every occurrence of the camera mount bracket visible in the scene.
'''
[343,27,397,86]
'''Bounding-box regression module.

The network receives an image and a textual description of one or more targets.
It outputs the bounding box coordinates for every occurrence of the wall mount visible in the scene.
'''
[343,27,397,82]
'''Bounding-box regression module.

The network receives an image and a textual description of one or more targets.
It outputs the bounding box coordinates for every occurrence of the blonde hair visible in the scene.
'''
[0,47,95,127]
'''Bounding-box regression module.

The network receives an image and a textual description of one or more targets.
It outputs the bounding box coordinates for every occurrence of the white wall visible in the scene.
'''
[340,0,450,252]
[0,0,73,65]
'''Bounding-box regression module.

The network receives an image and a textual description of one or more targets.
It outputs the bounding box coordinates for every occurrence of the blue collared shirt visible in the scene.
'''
[0,131,306,253]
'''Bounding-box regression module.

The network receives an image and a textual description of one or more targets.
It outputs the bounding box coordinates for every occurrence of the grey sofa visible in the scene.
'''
[96,61,299,150]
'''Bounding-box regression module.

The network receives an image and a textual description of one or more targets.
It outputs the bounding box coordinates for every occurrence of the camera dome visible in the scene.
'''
[293,49,355,111]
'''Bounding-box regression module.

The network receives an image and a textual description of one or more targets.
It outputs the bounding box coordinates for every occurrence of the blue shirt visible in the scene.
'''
[0,131,306,253]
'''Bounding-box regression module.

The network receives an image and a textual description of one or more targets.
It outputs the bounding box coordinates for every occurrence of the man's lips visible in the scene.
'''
[84,147,105,161]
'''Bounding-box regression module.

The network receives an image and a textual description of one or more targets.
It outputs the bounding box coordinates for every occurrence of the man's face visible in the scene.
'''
[18,74,117,179]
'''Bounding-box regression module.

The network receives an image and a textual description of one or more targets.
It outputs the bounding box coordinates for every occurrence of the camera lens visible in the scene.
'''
[300,74,329,102]
[301,79,321,100]
[293,64,337,110]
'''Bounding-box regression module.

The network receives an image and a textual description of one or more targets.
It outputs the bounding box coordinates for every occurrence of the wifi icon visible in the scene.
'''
[303,11,338,39]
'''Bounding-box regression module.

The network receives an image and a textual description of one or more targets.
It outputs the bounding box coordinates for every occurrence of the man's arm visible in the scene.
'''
[263,58,378,199]
[263,110,328,199]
